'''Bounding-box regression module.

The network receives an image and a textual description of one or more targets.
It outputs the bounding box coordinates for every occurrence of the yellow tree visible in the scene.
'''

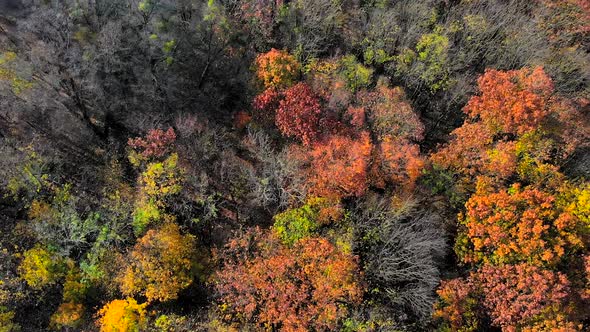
[96,298,147,332]
[118,223,197,303]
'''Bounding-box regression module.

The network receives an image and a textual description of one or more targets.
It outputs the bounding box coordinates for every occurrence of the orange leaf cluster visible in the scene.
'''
[458,184,585,266]
[304,131,373,198]
[372,137,425,191]
[215,232,363,331]
[465,67,553,135]
[96,298,147,332]
[431,67,588,184]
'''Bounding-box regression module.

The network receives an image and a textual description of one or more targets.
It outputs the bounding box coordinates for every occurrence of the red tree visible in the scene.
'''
[128,128,176,161]
[435,264,576,331]
[474,264,571,330]
[275,82,323,145]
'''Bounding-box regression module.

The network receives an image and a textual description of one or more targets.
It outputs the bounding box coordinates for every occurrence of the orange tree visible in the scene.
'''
[294,131,373,199]
[431,67,588,186]
[355,84,425,191]
[455,183,588,267]
[214,229,364,331]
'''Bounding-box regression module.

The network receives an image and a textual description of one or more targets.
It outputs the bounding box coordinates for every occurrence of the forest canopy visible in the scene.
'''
[0,0,589,331]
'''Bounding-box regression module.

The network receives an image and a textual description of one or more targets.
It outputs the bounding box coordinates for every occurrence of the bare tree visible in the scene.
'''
[244,128,307,213]
[354,195,449,321]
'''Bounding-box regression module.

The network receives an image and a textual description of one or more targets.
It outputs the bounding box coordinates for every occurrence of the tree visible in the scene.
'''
[464,67,553,135]
[237,0,283,47]
[299,131,372,198]
[244,129,308,212]
[435,264,577,331]
[372,137,425,191]
[414,28,451,92]
[50,302,85,330]
[118,223,197,303]
[434,278,480,332]
[253,87,282,114]
[356,197,448,320]
[50,262,88,329]
[394,27,451,92]
[542,0,590,48]
[357,84,424,142]
[431,67,588,185]
[356,84,426,190]
[275,82,323,145]
[431,67,552,179]
[473,264,573,330]
[255,49,301,89]
[27,184,101,256]
[96,298,147,332]
[339,55,373,92]
[128,128,177,166]
[305,58,351,109]
[456,183,587,266]
[273,197,342,246]
[132,153,184,234]
[18,246,64,290]
[215,230,363,331]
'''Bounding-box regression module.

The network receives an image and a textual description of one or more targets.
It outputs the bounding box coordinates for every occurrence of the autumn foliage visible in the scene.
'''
[357,84,424,142]
[96,298,147,332]
[275,82,323,145]
[255,48,300,89]
[435,264,576,331]
[431,67,587,183]
[465,67,553,135]
[18,246,64,290]
[456,183,587,266]
[118,223,197,303]
[473,264,572,330]
[434,278,480,332]
[301,131,372,198]
[543,0,590,46]
[128,128,176,165]
[434,67,589,331]
[4,3,590,330]
[215,230,363,331]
